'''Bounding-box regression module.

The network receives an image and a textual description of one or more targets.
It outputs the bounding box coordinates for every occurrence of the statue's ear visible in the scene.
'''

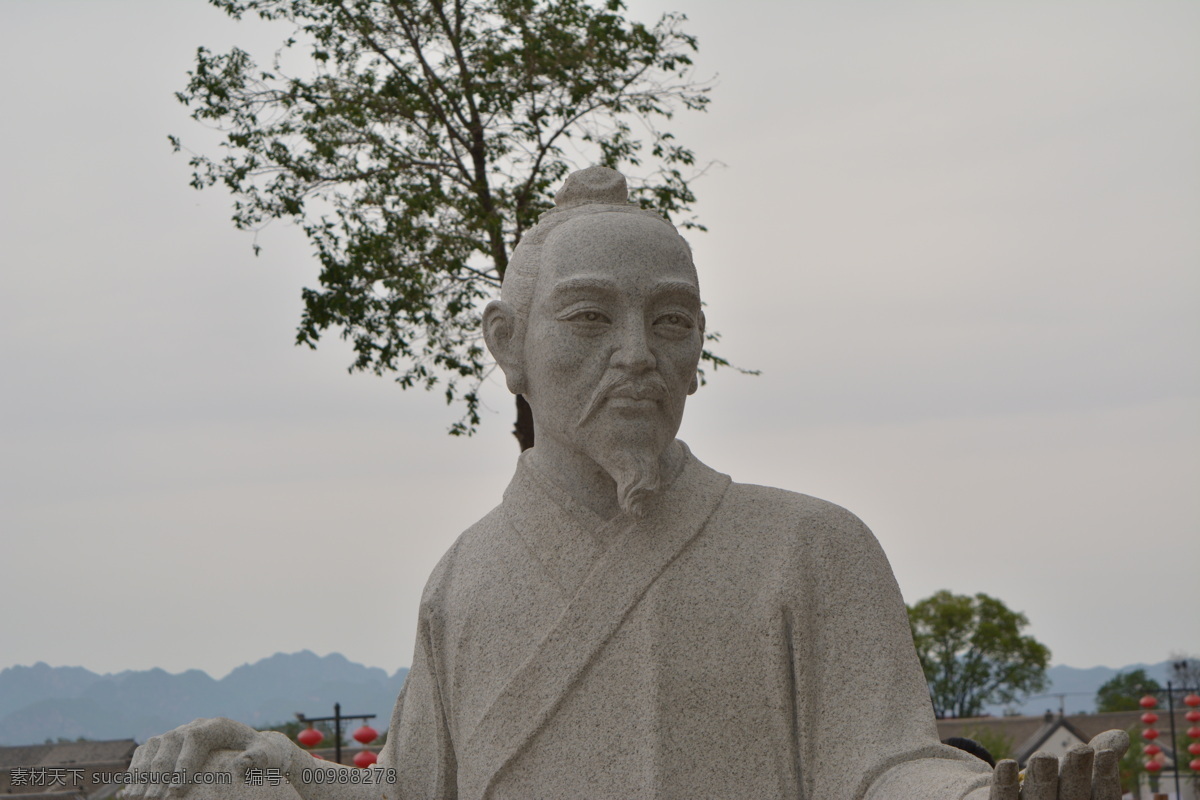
[688,309,706,395]
[483,300,526,395]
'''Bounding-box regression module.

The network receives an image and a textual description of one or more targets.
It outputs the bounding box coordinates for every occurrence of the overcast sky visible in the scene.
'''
[1,1,1196,683]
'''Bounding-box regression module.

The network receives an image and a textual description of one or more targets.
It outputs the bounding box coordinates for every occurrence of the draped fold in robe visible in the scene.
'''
[379,442,992,800]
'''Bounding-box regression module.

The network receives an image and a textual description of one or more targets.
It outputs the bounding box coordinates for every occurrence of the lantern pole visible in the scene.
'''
[1166,682,1178,800]
[1141,679,1200,800]
[296,703,377,765]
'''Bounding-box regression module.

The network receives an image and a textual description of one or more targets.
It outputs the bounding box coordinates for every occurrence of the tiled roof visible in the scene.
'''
[0,739,137,769]
[937,709,1193,766]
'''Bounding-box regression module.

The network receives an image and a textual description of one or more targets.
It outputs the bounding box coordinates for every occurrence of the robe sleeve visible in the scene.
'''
[787,501,993,800]
[377,565,459,800]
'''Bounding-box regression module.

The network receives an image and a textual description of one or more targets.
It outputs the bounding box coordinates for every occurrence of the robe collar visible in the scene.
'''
[500,440,694,600]
[461,440,732,799]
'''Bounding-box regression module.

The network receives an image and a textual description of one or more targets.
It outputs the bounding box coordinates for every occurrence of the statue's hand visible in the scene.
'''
[123,717,299,799]
[987,729,1129,800]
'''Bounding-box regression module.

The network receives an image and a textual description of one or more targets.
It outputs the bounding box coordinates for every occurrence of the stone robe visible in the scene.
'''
[379,443,992,800]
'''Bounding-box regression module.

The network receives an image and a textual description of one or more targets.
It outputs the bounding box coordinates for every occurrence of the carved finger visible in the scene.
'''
[1090,749,1121,800]
[129,736,157,773]
[125,740,155,797]
[148,732,184,778]
[989,758,1020,800]
[194,718,253,755]
[1058,744,1093,800]
[1087,730,1129,760]
[149,777,177,800]
[126,736,163,798]
[236,732,290,776]
[175,731,219,778]
[147,738,188,798]
[156,721,215,800]
[1021,751,1058,800]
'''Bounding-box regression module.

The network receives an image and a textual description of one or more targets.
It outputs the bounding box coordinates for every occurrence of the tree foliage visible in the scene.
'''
[172,0,719,445]
[960,726,1015,763]
[1095,668,1163,713]
[1115,723,1150,799]
[1168,652,1200,692]
[907,590,1051,719]
[259,720,348,748]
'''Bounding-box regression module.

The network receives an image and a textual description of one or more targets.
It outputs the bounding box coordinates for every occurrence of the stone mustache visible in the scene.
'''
[124,166,1127,800]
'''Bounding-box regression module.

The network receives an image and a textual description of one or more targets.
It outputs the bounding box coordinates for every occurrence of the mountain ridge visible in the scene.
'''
[0,653,1179,745]
[0,651,408,745]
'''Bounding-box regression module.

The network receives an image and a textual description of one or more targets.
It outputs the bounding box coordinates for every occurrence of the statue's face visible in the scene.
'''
[521,212,703,468]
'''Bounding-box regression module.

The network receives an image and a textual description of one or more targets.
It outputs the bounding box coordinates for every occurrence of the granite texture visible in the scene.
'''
[379,444,993,799]
[123,167,1125,799]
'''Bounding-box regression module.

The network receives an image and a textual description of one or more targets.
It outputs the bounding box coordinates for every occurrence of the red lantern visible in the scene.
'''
[1192,758,1200,772]
[353,725,378,745]
[1143,728,1160,740]
[297,727,324,748]
[1189,726,1200,738]
[1146,760,1162,772]
[354,750,378,768]
[1187,710,1200,723]
[1144,744,1162,756]
[1142,712,1159,725]
[1185,694,1200,708]
[1189,742,1200,756]
[1140,695,1158,709]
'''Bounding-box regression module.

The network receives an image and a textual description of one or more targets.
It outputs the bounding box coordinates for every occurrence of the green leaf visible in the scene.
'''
[175,0,739,440]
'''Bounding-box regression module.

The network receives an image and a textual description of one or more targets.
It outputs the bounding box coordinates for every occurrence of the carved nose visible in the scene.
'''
[610,326,656,372]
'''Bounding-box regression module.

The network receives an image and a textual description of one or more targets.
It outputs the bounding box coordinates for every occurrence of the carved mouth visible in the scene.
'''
[579,376,669,425]
[606,395,659,410]
[602,382,666,416]
[609,384,664,402]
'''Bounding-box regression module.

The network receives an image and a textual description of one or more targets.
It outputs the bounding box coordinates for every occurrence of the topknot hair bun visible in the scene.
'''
[553,165,629,209]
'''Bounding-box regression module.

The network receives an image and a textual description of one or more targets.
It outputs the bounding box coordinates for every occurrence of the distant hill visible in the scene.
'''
[0,653,1182,743]
[0,652,408,745]
[981,660,1177,717]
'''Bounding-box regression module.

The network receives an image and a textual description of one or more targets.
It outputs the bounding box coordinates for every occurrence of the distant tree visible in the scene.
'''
[1095,669,1163,713]
[960,726,1015,763]
[259,719,346,747]
[1115,724,1150,799]
[259,720,303,739]
[1168,652,1200,691]
[907,590,1051,719]
[172,0,724,450]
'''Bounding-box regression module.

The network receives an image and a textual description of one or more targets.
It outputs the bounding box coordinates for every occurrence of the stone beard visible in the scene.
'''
[574,365,669,515]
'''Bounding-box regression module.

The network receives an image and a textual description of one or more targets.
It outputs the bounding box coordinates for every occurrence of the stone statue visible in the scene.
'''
[123,167,1127,800]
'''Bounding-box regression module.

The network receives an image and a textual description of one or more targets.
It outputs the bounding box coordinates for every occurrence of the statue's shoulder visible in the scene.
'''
[418,503,509,603]
[722,480,844,513]
[717,478,878,549]
[716,480,894,584]
[680,446,869,541]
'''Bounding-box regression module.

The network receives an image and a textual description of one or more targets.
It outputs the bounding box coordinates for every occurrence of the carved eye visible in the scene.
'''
[561,309,611,328]
[652,311,694,341]
[655,312,692,329]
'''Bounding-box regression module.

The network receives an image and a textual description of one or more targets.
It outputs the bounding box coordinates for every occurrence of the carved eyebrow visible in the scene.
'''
[650,280,701,304]
[547,276,620,299]
[546,275,701,306]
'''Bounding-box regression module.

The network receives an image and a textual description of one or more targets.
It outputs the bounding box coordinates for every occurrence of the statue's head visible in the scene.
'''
[483,166,705,515]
